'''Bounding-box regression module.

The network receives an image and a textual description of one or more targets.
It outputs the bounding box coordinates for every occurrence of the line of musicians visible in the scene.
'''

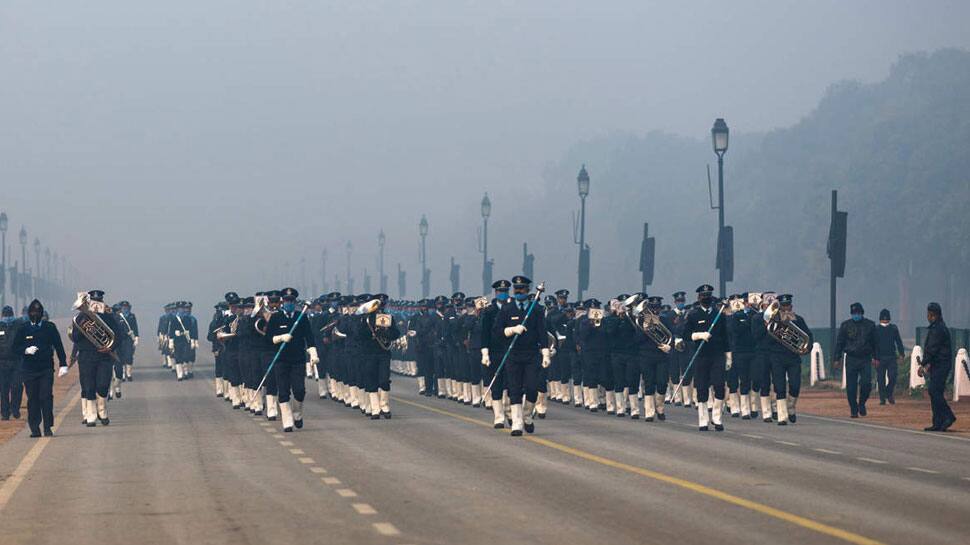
[206,287,402,433]
[155,301,199,381]
[390,279,811,433]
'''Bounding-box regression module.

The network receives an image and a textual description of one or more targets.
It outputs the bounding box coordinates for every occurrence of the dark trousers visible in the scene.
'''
[754,352,772,396]
[214,352,224,378]
[613,353,638,391]
[928,366,955,427]
[733,352,756,395]
[726,357,739,393]
[260,351,278,395]
[581,352,605,389]
[433,348,447,383]
[417,349,435,392]
[599,354,614,391]
[569,352,582,385]
[505,353,539,404]
[361,352,385,392]
[694,353,726,403]
[876,358,897,401]
[23,372,54,434]
[844,356,872,413]
[0,364,23,418]
[770,353,801,399]
[78,354,113,399]
[669,349,693,385]
[378,358,391,391]
[225,351,241,386]
[637,351,668,395]
[467,351,482,384]
[483,352,506,400]
[274,358,306,403]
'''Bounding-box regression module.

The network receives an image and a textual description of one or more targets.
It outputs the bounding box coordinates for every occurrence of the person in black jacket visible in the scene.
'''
[0,305,24,420]
[681,284,730,431]
[491,276,548,436]
[13,300,67,437]
[727,294,758,419]
[267,288,315,432]
[921,302,956,431]
[578,299,608,412]
[481,280,512,427]
[207,301,228,398]
[761,294,813,425]
[356,293,400,419]
[605,295,640,418]
[71,290,121,427]
[834,302,879,418]
[875,308,906,405]
[638,296,673,422]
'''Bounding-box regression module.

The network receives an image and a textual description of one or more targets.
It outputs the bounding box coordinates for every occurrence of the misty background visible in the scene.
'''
[2,2,969,333]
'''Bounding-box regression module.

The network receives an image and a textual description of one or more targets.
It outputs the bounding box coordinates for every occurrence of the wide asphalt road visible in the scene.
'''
[1,354,968,545]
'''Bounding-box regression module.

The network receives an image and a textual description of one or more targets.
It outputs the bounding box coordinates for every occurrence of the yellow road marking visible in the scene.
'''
[394,396,885,545]
[0,390,81,513]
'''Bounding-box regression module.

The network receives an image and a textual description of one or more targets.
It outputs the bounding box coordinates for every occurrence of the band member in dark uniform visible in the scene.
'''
[875,308,905,405]
[12,300,67,437]
[266,287,315,432]
[481,279,511,427]
[216,292,243,408]
[578,299,608,412]
[639,295,672,422]
[681,285,730,431]
[71,290,119,427]
[356,293,401,419]
[115,301,138,382]
[207,301,228,398]
[727,293,757,419]
[834,302,879,418]
[491,276,548,436]
[667,291,692,407]
[759,294,812,425]
[605,295,639,417]
[546,289,572,405]
[921,302,956,431]
[0,305,24,421]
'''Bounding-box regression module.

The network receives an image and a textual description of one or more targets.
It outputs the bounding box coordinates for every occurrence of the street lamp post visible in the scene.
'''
[0,212,7,308]
[711,118,730,299]
[479,193,492,294]
[575,165,590,301]
[33,237,40,299]
[378,229,387,294]
[419,215,429,298]
[345,240,353,295]
[18,227,27,310]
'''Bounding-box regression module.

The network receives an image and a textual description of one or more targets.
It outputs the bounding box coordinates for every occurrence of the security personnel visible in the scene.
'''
[266,287,315,432]
[727,293,758,419]
[12,300,67,437]
[639,295,672,422]
[834,302,879,418]
[116,301,139,382]
[681,285,730,431]
[491,276,548,436]
[921,302,956,431]
[356,293,400,419]
[760,294,812,425]
[578,298,608,412]
[481,280,512,427]
[875,308,905,405]
[71,290,120,427]
[0,305,24,420]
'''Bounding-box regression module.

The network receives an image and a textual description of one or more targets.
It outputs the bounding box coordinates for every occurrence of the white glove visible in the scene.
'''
[273,333,293,345]
[725,352,733,371]
[541,348,552,368]
[25,346,39,356]
[174,330,183,337]
[215,331,229,341]
[659,343,672,354]
[691,332,712,342]
[481,348,491,367]
[674,338,685,351]
[58,366,69,378]
[133,336,139,347]
[407,330,417,337]
[168,339,175,351]
[191,339,198,350]
[504,324,527,337]
[307,347,320,365]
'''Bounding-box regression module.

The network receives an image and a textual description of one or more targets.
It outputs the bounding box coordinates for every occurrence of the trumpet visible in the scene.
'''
[763,301,811,355]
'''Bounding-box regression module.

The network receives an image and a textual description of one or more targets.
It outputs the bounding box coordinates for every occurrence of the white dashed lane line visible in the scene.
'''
[289,448,305,454]
[907,467,940,474]
[322,477,341,485]
[857,457,888,464]
[373,522,401,536]
[279,441,294,446]
[336,488,359,498]
[741,434,762,439]
[309,467,327,474]
[812,448,842,455]
[775,440,800,446]
[298,457,315,464]
[352,503,377,515]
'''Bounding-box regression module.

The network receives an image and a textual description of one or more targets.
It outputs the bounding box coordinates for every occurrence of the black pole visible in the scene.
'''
[717,154,726,299]
[830,190,837,374]
[578,195,586,301]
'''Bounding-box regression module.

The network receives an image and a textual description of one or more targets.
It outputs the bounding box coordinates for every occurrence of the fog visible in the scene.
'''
[2,1,969,321]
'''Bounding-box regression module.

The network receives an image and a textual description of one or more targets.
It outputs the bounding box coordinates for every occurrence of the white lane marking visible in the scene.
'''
[259,422,272,427]
[799,414,970,443]
[813,448,842,455]
[309,467,327,474]
[373,522,400,536]
[272,434,285,439]
[352,503,377,515]
[279,441,294,447]
[336,488,358,498]
[857,457,888,464]
[741,433,763,439]
[322,477,341,485]
[907,467,940,474]
[962,477,970,482]
[776,441,800,446]
[0,390,81,513]
[264,427,276,433]
[299,457,315,464]
[289,448,305,454]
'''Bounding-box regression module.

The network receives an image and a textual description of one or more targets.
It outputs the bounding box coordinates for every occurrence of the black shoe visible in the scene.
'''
[789,414,796,424]
[850,412,859,418]
[731,412,740,418]
[43,428,53,437]
[116,391,122,399]
[941,416,957,431]
[598,403,607,411]
[254,410,262,416]
[510,429,523,437]
[0,414,8,421]
[177,377,182,382]
[644,416,654,422]
[127,376,133,382]
[616,412,625,418]
[537,413,546,419]
[924,425,942,432]
[382,412,392,419]
[772,411,778,421]
[750,411,759,419]
[370,414,380,420]
[86,421,96,427]
[741,415,751,420]
[494,422,504,429]
[879,399,886,405]
[714,423,724,431]
[30,429,41,438]
[589,407,597,413]
[778,420,787,426]
[859,405,867,417]
[524,422,535,434]
[99,417,110,426]
[658,413,666,421]
[267,416,277,421]
[283,427,293,432]
[888,396,895,405]
[698,426,709,431]
[295,418,304,428]
[631,414,640,420]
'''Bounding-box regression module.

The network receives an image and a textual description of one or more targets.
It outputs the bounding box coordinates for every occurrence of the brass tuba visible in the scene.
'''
[73,292,117,354]
[624,295,674,350]
[763,300,811,355]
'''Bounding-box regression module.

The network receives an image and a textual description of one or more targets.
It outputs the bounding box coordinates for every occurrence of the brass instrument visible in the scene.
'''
[72,292,118,358]
[763,301,811,355]
[474,296,489,310]
[622,295,674,350]
[588,308,604,327]
[367,312,395,351]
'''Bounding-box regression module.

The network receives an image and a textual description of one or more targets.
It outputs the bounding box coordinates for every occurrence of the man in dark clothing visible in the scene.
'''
[681,284,730,431]
[921,302,956,431]
[0,305,24,420]
[757,294,813,425]
[481,280,512,427]
[71,290,121,427]
[266,287,314,432]
[13,300,67,437]
[875,308,905,405]
[727,294,757,419]
[834,302,879,418]
[355,293,400,419]
[578,299,609,412]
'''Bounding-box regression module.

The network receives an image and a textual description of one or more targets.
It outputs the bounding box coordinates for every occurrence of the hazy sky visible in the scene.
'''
[2,1,969,312]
